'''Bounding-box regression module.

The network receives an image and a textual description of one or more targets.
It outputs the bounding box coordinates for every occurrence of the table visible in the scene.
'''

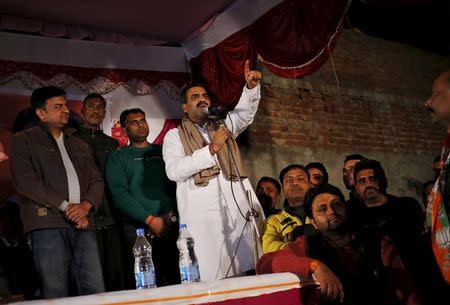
[14,273,319,305]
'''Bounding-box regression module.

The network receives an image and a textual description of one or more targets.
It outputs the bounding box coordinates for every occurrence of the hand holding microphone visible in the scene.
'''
[209,127,229,155]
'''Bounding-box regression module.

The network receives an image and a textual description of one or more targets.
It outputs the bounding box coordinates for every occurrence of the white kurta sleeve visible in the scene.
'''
[225,84,261,138]
[163,128,216,182]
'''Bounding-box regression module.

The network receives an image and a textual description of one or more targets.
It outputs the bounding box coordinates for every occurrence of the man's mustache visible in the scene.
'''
[197,101,208,108]
[364,187,378,193]
[426,107,435,113]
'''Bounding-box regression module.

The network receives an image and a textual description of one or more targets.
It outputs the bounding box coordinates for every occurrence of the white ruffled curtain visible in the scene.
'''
[0,60,188,98]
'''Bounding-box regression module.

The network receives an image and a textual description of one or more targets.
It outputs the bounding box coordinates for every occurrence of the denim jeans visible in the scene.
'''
[27,228,105,299]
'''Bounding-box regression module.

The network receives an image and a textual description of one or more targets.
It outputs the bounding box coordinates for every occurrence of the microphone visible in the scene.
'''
[203,105,229,120]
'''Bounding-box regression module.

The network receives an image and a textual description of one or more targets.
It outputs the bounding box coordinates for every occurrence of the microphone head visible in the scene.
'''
[207,106,228,119]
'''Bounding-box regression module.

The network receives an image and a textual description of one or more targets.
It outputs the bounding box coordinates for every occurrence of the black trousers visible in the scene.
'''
[96,225,126,292]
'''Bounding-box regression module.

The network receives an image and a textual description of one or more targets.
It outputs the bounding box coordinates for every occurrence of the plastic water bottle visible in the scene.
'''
[133,228,156,289]
[177,224,201,283]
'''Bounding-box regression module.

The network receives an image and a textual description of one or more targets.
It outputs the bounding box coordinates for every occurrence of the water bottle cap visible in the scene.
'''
[136,228,145,236]
[179,224,187,229]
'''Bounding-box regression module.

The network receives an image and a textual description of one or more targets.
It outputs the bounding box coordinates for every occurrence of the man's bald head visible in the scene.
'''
[437,71,450,87]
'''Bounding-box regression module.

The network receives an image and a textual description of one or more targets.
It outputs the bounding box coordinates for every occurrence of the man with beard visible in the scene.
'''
[352,159,424,255]
[162,60,265,282]
[10,86,104,298]
[256,176,281,217]
[74,93,125,291]
[425,71,450,284]
[262,164,314,254]
[257,184,422,305]
[105,108,179,288]
[353,159,446,304]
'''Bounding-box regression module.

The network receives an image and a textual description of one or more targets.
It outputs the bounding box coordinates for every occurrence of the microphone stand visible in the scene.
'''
[211,118,261,268]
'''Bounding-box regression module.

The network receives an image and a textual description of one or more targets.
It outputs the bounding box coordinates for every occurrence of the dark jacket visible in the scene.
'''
[10,124,104,233]
[352,195,447,304]
[74,126,119,228]
[351,195,425,267]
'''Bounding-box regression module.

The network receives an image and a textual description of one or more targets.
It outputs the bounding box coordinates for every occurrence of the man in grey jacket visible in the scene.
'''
[10,86,105,298]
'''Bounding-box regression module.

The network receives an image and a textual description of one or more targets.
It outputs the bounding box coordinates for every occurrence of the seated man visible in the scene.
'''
[257,184,422,305]
[256,176,281,217]
[353,159,445,303]
[262,164,314,253]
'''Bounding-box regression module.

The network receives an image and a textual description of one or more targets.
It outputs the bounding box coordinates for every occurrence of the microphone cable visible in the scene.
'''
[225,221,248,278]
[226,113,247,221]
[222,112,259,278]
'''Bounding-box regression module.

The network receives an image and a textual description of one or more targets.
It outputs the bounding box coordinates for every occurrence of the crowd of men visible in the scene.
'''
[0,67,449,304]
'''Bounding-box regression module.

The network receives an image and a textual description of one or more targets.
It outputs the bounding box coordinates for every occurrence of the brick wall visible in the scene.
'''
[251,82,443,153]
[240,29,450,202]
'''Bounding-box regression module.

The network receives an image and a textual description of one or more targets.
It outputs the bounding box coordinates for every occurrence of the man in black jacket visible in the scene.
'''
[74,93,125,292]
[10,86,104,298]
[353,159,446,304]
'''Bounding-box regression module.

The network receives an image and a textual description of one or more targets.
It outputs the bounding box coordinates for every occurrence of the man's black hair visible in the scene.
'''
[344,154,367,163]
[31,86,66,110]
[279,164,310,185]
[179,82,207,104]
[83,93,106,107]
[304,183,346,219]
[305,162,329,184]
[256,176,281,194]
[353,159,388,194]
[119,108,146,128]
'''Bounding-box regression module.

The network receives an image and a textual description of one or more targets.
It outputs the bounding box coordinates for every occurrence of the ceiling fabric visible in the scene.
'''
[189,0,351,107]
[0,0,351,105]
[0,14,167,46]
[182,0,284,59]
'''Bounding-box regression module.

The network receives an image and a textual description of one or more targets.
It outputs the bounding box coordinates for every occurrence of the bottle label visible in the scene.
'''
[135,270,156,289]
[179,265,190,283]
[179,264,201,283]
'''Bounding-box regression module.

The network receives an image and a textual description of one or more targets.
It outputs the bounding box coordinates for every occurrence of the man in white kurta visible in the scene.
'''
[162,61,265,282]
